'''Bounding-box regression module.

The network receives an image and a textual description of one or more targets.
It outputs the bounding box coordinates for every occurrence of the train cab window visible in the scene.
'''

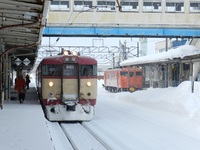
[136,72,142,76]
[129,72,134,77]
[63,64,77,76]
[42,65,62,76]
[120,71,128,76]
[80,65,97,76]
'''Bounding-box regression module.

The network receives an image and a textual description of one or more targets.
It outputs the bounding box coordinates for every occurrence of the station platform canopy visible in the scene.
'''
[0,0,49,70]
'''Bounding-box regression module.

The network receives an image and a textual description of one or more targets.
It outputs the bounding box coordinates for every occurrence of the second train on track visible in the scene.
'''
[103,67,143,92]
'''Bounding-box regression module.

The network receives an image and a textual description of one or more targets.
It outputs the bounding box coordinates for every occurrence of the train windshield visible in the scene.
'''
[80,65,97,76]
[136,72,142,76]
[63,64,77,76]
[120,71,128,76]
[42,64,62,76]
[130,72,134,77]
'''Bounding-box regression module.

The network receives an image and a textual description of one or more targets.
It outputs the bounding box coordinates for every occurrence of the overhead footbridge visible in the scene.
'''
[44,0,200,38]
[0,0,49,108]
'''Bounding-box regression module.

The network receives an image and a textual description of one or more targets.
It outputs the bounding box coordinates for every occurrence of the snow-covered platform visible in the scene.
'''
[0,83,54,150]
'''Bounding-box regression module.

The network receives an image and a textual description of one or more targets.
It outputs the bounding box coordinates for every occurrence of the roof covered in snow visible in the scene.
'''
[120,45,200,66]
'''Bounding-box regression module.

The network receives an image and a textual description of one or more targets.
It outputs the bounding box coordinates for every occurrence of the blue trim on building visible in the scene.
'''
[43,27,200,37]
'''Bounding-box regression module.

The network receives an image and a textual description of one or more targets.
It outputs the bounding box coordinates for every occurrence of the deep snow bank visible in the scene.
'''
[127,81,200,118]
[99,80,200,119]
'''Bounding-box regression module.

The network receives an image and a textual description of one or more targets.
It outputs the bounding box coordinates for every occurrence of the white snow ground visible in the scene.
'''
[1,79,200,150]
[0,97,54,150]
[86,80,200,150]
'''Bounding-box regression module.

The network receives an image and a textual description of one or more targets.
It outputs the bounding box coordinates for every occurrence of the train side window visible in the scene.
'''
[63,64,77,76]
[81,65,97,76]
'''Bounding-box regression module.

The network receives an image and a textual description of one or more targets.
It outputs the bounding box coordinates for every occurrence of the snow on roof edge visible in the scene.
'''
[120,45,200,66]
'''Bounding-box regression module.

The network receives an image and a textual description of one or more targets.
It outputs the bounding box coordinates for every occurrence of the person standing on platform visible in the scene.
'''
[15,75,26,104]
[25,74,30,89]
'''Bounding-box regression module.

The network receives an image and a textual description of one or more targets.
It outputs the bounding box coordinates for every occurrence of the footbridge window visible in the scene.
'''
[97,0,116,11]
[121,0,139,12]
[50,0,70,11]
[190,2,200,13]
[74,0,93,11]
[143,1,162,12]
[166,1,184,13]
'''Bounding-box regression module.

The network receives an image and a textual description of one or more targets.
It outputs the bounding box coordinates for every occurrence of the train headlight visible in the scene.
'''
[49,81,54,87]
[72,51,77,56]
[129,87,135,93]
[86,81,92,87]
[63,50,70,56]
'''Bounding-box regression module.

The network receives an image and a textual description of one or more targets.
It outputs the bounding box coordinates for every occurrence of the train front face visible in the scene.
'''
[129,67,143,91]
[41,55,97,122]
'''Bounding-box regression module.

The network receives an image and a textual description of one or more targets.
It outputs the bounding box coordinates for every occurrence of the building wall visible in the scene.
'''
[47,0,200,29]
[190,38,200,49]
[155,39,171,53]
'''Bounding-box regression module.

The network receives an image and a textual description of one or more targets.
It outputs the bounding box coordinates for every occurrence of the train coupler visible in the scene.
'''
[66,102,76,111]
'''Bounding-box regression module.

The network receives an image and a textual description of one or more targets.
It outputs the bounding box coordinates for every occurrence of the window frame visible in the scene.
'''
[120,71,128,76]
[97,0,116,12]
[80,64,97,76]
[50,0,70,11]
[42,64,62,76]
[190,2,200,13]
[121,0,139,12]
[73,0,93,12]
[143,1,162,13]
[166,2,184,13]
[63,64,78,76]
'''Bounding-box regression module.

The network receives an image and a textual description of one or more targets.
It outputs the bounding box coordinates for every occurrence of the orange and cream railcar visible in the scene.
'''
[104,67,143,92]
[36,50,97,121]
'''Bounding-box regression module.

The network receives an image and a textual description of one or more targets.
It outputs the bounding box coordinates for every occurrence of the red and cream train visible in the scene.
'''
[36,50,97,122]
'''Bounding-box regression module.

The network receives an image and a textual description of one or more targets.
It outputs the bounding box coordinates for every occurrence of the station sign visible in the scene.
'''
[15,58,22,66]
[23,58,30,66]
[15,58,30,66]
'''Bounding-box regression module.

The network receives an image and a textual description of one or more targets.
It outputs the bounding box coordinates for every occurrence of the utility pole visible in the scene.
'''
[137,42,139,57]
[112,53,115,68]
[121,41,127,61]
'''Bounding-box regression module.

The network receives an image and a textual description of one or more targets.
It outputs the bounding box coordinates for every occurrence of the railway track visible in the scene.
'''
[47,121,111,150]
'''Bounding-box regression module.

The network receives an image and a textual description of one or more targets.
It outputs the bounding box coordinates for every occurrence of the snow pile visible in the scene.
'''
[167,45,200,59]
[120,81,200,119]
[100,79,200,119]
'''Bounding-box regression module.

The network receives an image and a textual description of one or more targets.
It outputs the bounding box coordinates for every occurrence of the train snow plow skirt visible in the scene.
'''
[45,104,94,121]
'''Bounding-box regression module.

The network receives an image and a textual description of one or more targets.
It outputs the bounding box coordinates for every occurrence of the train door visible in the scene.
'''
[120,70,129,90]
[129,68,143,90]
[129,70,135,90]
[61,63,79,109]
[135,70,143,89]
